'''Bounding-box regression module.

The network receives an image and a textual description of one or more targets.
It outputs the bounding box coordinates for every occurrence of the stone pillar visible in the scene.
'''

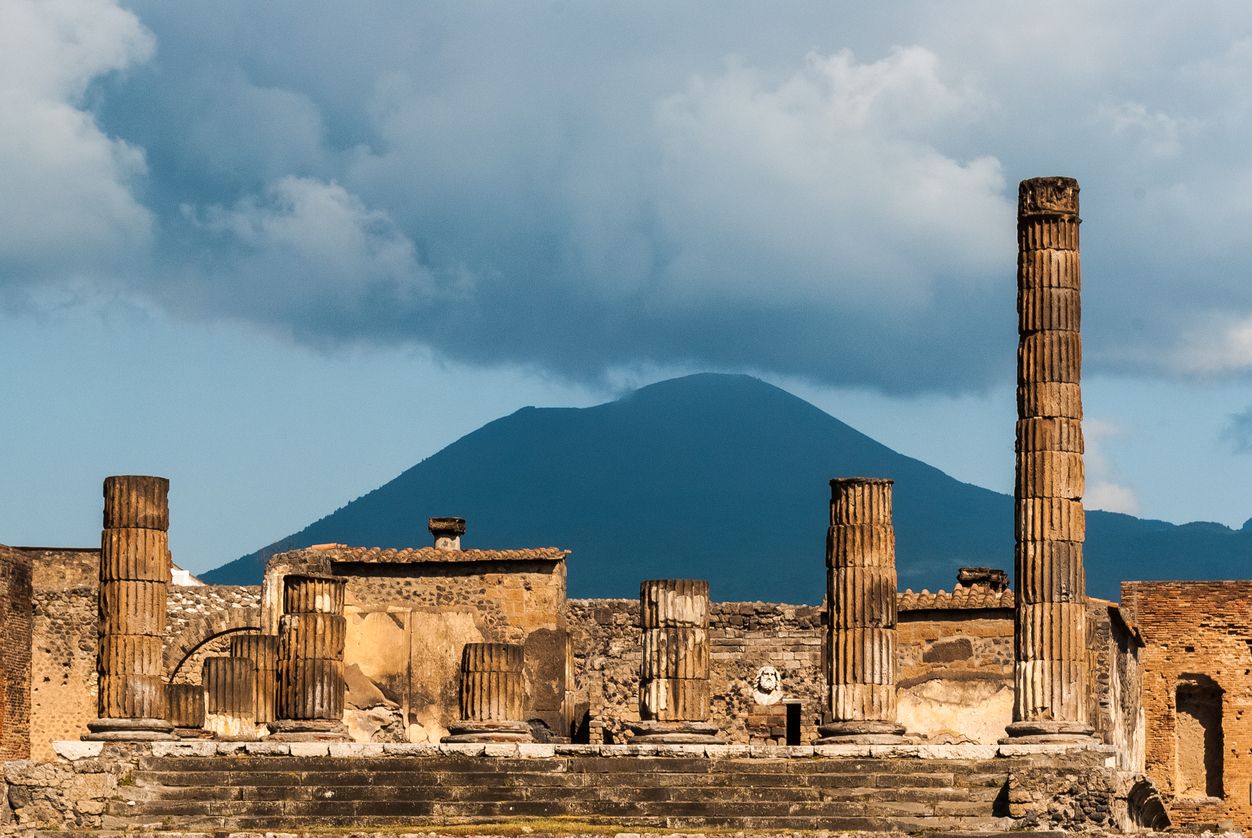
[1006,176,1094,742]
[817,478,905,744]
[443,643,534,742]
[429,516,466,551]
[165,683,209,738]
[269,573,348,741]
[203,657,256,740]
[85,475,174,740]
[230,634,278,729]
[629,579,722,744]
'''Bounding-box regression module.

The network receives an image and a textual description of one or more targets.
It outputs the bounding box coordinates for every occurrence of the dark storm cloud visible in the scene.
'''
[5,1,1252,392]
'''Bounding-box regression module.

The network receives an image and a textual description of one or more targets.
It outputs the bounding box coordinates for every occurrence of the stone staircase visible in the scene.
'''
[106,751,1017,833]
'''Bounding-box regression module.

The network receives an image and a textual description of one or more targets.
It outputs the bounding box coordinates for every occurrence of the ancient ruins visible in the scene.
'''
[0,177,1238,834]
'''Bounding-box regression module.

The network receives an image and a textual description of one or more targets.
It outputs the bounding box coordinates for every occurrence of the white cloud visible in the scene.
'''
[652,48,1010,310]
[0,0,155,287]
[1171,313,1252,375]
[1084,419,1141,516]
[179,177,442,336]
[1095,101,1191,157]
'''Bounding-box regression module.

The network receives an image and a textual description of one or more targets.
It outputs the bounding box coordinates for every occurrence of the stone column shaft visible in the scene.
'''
[818,478,905,743]
[630,579,721,744]
[203,656,256,741]
[86,475,173,740]
[230,634,278,725]
[443,643,532,742]
[269,573,348,740]
[165,683,206,737]
[1007,176,1093,741]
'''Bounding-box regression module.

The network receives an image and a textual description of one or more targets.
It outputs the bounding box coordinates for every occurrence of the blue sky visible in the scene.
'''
[2,2,1250,574]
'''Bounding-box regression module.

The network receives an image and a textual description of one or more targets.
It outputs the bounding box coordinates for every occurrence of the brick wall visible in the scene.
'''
[1121,580,1252,830]
[0,546,33,759]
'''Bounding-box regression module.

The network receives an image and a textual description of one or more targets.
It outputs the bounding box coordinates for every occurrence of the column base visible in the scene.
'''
[814,720,906,745]
[628,720,725,744]
[83,717,175,741]
[266,719,349,742]
[442,720,534,743]
[173,727,215,739]
[1001,720,1097,744]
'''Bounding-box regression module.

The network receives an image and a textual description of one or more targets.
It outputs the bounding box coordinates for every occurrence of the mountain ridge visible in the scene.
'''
[202,373,1252,601]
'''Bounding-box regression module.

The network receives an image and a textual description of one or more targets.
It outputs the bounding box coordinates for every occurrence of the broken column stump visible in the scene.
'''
[230,633,278,730]
[443,643,534,743]
[269,573,348,741]
[165,683,210,739]
[203,656,257,741]
[817,478,906,744]
[1005,177,1094,743]
[85,475,174,741]
[629,578,723,744]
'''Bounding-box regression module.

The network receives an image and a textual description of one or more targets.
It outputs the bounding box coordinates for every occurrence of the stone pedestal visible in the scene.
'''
[444,643,533,743]
[269,574,348,741]
[165,683,211,739]
[629,579,723,744]
[1005,177,1094,743]
[203,656,256,741]
[85,476,174,741]
[817,478,906,744]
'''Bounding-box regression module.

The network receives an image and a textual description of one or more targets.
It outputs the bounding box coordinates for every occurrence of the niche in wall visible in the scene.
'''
[1175,674,1223,799]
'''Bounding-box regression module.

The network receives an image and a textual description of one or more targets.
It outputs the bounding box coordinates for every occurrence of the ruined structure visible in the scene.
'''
[1008,177,1093,742]
[0,174,1239,835]
[629,579,722,744]
[271,573,348,740]
[443,642,533,742]
[262,518,571,742]
[85,476,173,741]
[818,478,905,743]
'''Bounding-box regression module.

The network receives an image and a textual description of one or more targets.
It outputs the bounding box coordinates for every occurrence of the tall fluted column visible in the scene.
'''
[629,579,722,744]
[817,478,905,744]
[203,656,256,740]
[1006,176,1094,742]
[442,643,534,742]
[85,476,174,740]
[269,573,348,741]
[230,634,278,729]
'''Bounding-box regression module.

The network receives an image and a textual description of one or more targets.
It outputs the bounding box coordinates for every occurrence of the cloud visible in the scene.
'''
[0,0,154,296]
[5,2,1252,393]
[174,177,443,341]
[1083,420,1141,516]
[1172,313,1252,375]
[1224,405,1252,454]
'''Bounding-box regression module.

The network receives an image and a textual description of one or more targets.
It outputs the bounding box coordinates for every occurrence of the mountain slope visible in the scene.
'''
[202,374,1252,601]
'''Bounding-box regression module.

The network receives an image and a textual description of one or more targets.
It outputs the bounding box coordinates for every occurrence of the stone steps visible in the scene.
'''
[105,754,1013,833]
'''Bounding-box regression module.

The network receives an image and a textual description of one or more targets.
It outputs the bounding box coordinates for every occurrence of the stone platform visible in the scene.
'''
[2,740,1167,835]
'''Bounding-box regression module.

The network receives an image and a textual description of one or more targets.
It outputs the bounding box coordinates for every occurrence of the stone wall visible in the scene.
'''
[0,547,33,760]
[569,597,1023,745]
[165,584,262,681]
[27,548,98,762]
[896,609,1012,744]
[569,599,825,745]
[1121,580,1252,830]
[570,594,1139,750]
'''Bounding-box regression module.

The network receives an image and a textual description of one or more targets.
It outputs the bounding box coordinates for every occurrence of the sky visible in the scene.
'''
[2,1,1250,575]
